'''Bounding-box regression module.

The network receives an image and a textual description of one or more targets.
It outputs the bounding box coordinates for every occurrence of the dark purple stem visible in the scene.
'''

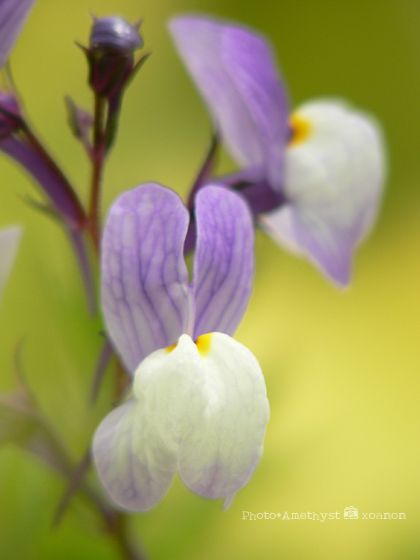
[68,229,97,315]
[187,133,218,211]
[90,336,114,402]
[88,95,107,251]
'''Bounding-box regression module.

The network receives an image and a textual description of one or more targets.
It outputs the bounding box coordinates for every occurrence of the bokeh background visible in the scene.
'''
[0,0,419,558]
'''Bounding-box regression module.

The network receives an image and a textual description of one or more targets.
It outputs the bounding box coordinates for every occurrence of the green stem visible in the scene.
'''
[112,512,149,560]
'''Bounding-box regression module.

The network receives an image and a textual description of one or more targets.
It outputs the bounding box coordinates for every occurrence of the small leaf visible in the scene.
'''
[65,96,93,143]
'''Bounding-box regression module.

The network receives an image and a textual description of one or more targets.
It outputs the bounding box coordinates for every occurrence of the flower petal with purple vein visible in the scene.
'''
[169,16,289,189]
[193,185,254,338]
[101,183,193,374]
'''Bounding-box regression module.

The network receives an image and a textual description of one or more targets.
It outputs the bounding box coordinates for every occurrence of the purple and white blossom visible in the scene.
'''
[93,183,269,511]
[169,16,385,285]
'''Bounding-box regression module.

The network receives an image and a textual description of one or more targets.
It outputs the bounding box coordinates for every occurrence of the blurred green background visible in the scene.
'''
[0,0,419,558]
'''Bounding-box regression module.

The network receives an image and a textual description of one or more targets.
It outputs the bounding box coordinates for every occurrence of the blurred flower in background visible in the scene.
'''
[170,16,385,286]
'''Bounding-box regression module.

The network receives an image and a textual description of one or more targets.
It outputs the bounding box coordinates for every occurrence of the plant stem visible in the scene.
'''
[187,133,218,211]
[112,512,149,560]
[33,409,149,559]
[88,95,107,252]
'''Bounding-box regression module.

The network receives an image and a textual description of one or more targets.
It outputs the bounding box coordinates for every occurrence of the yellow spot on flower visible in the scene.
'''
[288,113,312,147]
[166,341,178,353]
[195,333,213,357]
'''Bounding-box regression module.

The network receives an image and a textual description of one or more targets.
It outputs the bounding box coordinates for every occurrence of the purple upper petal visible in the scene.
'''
[169,16,289,190]
[101,183,193,374]
[192,185,254,339]
[0,0,37,68]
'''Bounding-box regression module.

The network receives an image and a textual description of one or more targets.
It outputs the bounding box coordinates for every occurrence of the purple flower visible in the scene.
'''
[93,183,269,511]
[169,16,385,286]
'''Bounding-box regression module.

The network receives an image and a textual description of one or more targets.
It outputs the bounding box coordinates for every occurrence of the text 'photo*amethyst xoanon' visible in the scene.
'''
[93,183,269,512]
[169,15,386,286]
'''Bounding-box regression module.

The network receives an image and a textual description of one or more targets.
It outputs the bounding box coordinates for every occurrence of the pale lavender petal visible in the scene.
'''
[92,398,177,512]
[0,0,37,68]
[169,16,289,190]
[261,101,385,285]
[101,183,193,374]
[192,185,254,338]
[261,203,355,284]
[0,225,21,304]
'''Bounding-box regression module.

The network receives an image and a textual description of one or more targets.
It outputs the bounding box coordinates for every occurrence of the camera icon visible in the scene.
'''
[344,506,358,519]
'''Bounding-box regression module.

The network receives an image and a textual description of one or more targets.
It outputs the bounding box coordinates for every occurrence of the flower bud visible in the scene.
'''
[84,16,143,99]
[90,16,143,52]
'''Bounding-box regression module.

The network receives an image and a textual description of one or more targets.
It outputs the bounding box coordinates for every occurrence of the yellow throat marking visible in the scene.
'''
[288,113,312,147]
[165,333,213,356]
[195,333,213,357]
[166,341,178,353]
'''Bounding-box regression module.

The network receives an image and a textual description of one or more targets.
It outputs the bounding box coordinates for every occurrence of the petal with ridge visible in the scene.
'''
[177,332,269,499]
[101,183,193,374]
[169,16,289,188]
[193,186,254,338]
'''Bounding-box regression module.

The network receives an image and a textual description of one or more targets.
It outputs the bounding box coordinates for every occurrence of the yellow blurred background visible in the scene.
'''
[0,0,419,558]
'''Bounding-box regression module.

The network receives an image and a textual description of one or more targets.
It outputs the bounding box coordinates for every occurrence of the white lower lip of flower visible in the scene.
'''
[259,100,384,285]
[93,332,269,511]
[284,100,384,231]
